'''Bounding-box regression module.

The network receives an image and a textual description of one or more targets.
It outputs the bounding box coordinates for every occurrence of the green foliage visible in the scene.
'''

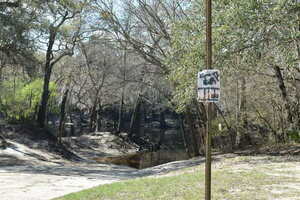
[287,129,300,143]
[165,0,299,112]
[0,0,37,55]
[166,19,205,112]
[0,78,58,122]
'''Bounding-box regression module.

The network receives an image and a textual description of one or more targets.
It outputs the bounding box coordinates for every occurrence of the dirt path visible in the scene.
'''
[0,158,203,200]
[0,140,201,200]
[0,140,135,200]
[0,163,138,200]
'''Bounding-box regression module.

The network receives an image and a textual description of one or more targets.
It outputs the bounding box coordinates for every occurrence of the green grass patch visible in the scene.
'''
[53,159,300,200]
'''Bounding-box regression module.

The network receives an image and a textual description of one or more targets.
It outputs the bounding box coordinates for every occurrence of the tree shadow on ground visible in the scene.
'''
[0,156,220,181]
[0,154,26,166]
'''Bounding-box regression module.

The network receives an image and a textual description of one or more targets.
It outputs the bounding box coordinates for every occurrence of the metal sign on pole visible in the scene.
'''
[198,70,220,102]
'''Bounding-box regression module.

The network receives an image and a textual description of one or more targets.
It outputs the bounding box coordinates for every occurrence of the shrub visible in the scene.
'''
[287,129,300,143]
[0,78,58,122]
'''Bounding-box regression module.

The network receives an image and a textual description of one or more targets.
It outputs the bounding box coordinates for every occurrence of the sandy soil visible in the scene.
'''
[0,135,138,200]
[1,136,299,200]
[1,152,300,200]
[0,163,137,200]
[0,139,201,200]
[0,160,202,200]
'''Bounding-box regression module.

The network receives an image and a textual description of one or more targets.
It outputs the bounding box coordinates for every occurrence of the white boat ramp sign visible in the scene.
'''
[197,69,220,102]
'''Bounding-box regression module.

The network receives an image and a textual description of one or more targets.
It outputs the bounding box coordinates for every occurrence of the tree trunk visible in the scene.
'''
[179,114,192,158]
[272,104,277,140]
[0,134,7,149]
[129,95,142,139]
[295,13,300,129]
[58,89,69,144]
[0,124,8,149]
[273,65,293,124]
[273,65,293,142]
[79,111,85,134]
[0,64,4,106]
[0,65,3,84]
[185,109,200,157]
[157,109,166,150]
[235,77,241,147]
[37,27,56,128]
[69,112,75,136]
[96,104,102,132]
[89,102,97,132]
[118,46,127,133]
[117,88,125,133]
[238,76,251,147]
[37,64,52,127]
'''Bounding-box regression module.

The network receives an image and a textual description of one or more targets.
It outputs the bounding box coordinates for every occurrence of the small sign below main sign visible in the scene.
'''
[197,69,220,102]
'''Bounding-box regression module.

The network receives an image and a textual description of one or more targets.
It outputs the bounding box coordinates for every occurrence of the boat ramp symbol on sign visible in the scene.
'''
[197,69,220,102]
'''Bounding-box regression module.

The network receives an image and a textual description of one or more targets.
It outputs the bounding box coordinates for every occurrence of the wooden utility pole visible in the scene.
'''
[205,0,212,200]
